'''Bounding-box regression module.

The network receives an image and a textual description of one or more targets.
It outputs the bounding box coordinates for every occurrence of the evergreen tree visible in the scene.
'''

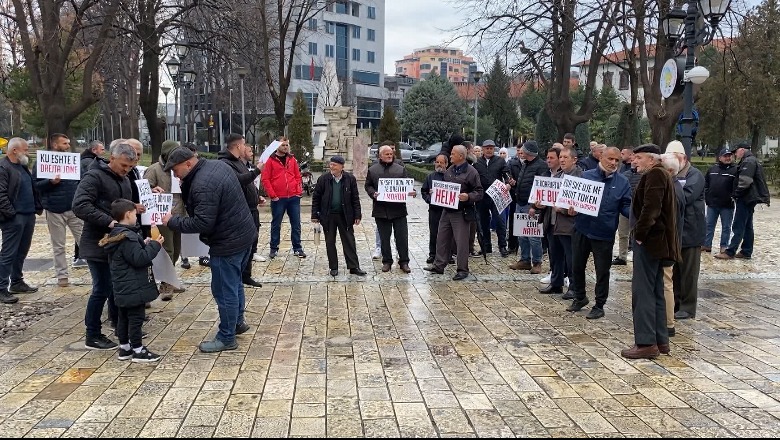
[575,122,591,153]
[519,83,546,123]
[288,90,312,159]
[481,56,519,144]
[535,108,558,151]
[377,106,401,158]
[400,71,467,146]
[612,104,641,147]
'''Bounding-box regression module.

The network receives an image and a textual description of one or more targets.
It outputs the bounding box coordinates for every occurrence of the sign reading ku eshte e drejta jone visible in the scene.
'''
[553,175,604,217]
[36,150,81,180]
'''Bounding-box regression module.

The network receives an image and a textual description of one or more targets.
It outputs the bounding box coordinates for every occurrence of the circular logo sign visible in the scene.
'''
[659,58,678,98]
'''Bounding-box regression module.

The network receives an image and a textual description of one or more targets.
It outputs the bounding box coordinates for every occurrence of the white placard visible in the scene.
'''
[135,165,147,176]
[151,249,182,290]
[134,179,155,212]
[553,174,605,217]
[180,233,210,257]
[141,193,173,225]
[171,171,181,193]
[528,176,562,207]
[254,175,261,190]
[377,178,415,203]
[258,140,281,164]
[430,180,461,209]
[485,179,512,213]
[36,150,81,180]
[513,213,544,237]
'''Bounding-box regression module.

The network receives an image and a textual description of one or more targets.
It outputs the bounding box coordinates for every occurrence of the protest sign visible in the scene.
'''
[171,171,181,193]
[430,180,461,209]
[258,140,281,164]
[377,178,415,203]
[513,213,544,237]
[36,150,81,180]
[486,179,512,212]
[528,176,562,207]
[181,233,210,257]
[553,174,605,216]
[134,179,155,213]
[151,250,182,290]
[141,193,173,225]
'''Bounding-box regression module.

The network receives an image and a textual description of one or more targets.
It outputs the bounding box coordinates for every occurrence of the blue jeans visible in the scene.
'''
[0,213,35,290]
[210,248,251,345]
[269,197,302,252]
[727,200,755,257]
[517,204,542,264]
[704,206,734,249]
[85,260,118,338]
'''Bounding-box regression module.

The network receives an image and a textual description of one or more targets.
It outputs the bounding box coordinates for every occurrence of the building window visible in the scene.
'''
[336,23,348,79]
[368,6,376,19]
[351,1,359,16]
[352,48,360,61]
[352,26,360,39]
[619,71,629,90]
[396,66,404,73]
[335,1,348,14]
[367,29,375,41]
[308,42,317,55]
[308,18,317,30]
[325,21,335,34]
[420,63,431,70]
[367,51,375,63]
[325,44,335,58]
[357,97,382,119]
[302,93,318,116]
[294,65,324,80]
[352,71,380,86]
[603,71,614,88]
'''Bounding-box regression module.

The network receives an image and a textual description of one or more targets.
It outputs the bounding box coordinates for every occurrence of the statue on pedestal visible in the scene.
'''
[323,106,357,171]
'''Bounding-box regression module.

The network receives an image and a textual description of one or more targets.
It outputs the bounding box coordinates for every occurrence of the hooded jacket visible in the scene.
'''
[218,149,261,212]
[261,152,302,199]
[99,224,161,307]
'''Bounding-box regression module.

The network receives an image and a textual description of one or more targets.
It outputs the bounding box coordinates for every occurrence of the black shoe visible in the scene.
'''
[426,256,435,264]
[132,346,161,363]
[449,257,455,264]
[198,256,210,267]
[8,281,38,294]
[586,306,605,319]
[269,250,278,259]
[117,347,134,361]
[674,310,694,320]
[566,298,589,312]
[500,248,509,258]
[668,327,676,337]
[330,269,338,276]
[242,278,263,288]
[85,334,118,350]
[0,290,18,304]
[423,266,444,274]
[538,285,563,294]
[561,290,575,300]
[469,251,481,258]
[349,268,367,276]
[452,272,469,281]
[236,322,250,335]
[611,257,627,265]
[294,249,307,258]
[180,258,191,269]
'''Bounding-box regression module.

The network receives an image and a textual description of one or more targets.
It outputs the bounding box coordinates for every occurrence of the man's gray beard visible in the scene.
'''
[18,154,29,166]
[435,166,446,173]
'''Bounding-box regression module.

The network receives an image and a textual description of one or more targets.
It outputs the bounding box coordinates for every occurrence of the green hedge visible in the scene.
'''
[405,164,430,182]
[310,160,324,172]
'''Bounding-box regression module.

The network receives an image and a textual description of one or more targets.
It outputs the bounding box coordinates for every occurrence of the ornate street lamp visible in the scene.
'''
[161,86,170,139]
[236,66,249,136]
[472,70,483,145]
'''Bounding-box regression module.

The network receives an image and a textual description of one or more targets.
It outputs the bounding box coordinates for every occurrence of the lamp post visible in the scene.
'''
[236,66,249,136]
[229,87,233,133]
[161,86,170,139]
[662,0,731,158]
[179,67,196,142]
[166,56,182,142]
[472,70,483,144]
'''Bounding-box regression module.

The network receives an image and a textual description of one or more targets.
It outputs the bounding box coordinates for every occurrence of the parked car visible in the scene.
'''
[368,143,379,159]
[413,142,442,163]
[369,142,420,163]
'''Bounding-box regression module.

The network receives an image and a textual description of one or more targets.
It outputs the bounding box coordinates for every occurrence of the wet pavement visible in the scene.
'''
[1,188,779,437]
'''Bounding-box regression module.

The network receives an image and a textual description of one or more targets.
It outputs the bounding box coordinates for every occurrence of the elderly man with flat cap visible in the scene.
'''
[312,156,366,277]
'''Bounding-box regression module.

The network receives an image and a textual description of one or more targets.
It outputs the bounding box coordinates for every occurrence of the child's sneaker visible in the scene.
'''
[117,347,134,361]
[131,347,161,363]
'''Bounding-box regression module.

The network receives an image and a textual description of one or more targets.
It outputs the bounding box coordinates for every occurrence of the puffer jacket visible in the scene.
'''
[574,167,632,241]
[514,156,549,206]
[72,160,133,262]
[365,159,411,219]
[218,149,261,212]
[167,159,257,257]
[100,224,161,307]
[261,153,302,199]
[80,149,108,175]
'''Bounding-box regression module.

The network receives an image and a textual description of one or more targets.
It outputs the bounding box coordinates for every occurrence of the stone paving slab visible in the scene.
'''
[1,186,780,437]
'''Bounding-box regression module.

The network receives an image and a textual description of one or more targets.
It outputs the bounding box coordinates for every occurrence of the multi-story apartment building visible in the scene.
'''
[395,46,477,83]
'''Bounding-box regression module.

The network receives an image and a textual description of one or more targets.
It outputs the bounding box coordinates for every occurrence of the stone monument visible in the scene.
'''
[352,128,371,181]
[323,106,358,171]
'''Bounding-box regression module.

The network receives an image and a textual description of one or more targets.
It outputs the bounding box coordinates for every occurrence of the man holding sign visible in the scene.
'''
[473,140,510,257]
[565,147,632,320]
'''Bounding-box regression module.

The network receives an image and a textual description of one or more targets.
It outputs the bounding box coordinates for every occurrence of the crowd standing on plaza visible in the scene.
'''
[0,132,771,361]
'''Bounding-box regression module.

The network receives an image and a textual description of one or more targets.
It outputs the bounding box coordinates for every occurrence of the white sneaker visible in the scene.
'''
[372,248,381,260]
[564,277,570,288]
[253,254,267,262]
[540,272,552,283]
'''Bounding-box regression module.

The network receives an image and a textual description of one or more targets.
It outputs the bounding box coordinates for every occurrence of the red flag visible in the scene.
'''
[310,58,315,80]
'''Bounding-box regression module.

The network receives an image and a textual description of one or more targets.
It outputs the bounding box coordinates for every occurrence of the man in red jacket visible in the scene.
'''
[261,138,305,259]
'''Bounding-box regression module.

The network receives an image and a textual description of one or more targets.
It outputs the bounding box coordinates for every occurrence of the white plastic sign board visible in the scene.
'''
[36,150,81,180]
[141,193,173,225]
[528,176,562,207]
[181,233,210,257]
[486,179,512,212]
[377,178,414,203]
[430,180,460,209]
[151,250,182,289]
[553,174,605,217]
[171,171,181,193]
[513,213,544,237]
[259,140,281,164]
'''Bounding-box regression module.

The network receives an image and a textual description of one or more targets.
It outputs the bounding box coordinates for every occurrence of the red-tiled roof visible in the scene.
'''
[454,78,580,100]
[574,38,732,67]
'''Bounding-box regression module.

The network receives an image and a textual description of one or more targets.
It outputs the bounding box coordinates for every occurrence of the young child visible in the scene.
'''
[99,199,164,362]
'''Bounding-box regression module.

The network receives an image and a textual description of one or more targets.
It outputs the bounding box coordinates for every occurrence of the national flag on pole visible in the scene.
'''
[310,58,315,80]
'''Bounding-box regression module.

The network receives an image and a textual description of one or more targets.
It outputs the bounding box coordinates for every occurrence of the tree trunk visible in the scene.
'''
[750,124,762,154]
[138,18,163,163]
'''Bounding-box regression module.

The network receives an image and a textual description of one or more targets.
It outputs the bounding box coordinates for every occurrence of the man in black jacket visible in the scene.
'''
[509,141,549,274]
[421,154,448,264]
[703,148,737,253]
[474,140,510,257]
[312,156,366,277]
[162,147,258,353]
[506,143,524,253]
[219,134,263,288]
[0,138,42,304]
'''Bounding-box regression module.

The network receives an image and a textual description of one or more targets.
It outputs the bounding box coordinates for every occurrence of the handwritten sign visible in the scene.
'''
[528,176,562,207]
[430,180,460,209]
[36,150,81,180]
[141,193,173,225]
[171,171,181,194]
[485,179,512,212]
[135,179,155,210]
[554,174,605,217]
[377,178,414,203]
[259,140,281,164]
[513,213,544,237]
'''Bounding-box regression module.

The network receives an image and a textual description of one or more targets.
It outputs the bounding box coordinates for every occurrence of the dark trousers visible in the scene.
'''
[632,242,669,346]
[727,200,756,257]
[376,217,409,264]
[433,210,471,274]
[85,260,118,338]
[548,230,566,288]
[572,230,614,307]
[557,234,574,288]
[75,243,80,259]
[116,304,146,348]
[428,208,443,257]
[0,213,35,290]
[479,198,507,251]
[507,202,518,250]
[673,246,701,316]
[324,212,360,270]
[469,221,477,253]
[243,209,260,280]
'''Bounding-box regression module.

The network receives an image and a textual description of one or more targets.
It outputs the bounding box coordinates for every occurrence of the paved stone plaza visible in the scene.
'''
[1,189,780,437]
